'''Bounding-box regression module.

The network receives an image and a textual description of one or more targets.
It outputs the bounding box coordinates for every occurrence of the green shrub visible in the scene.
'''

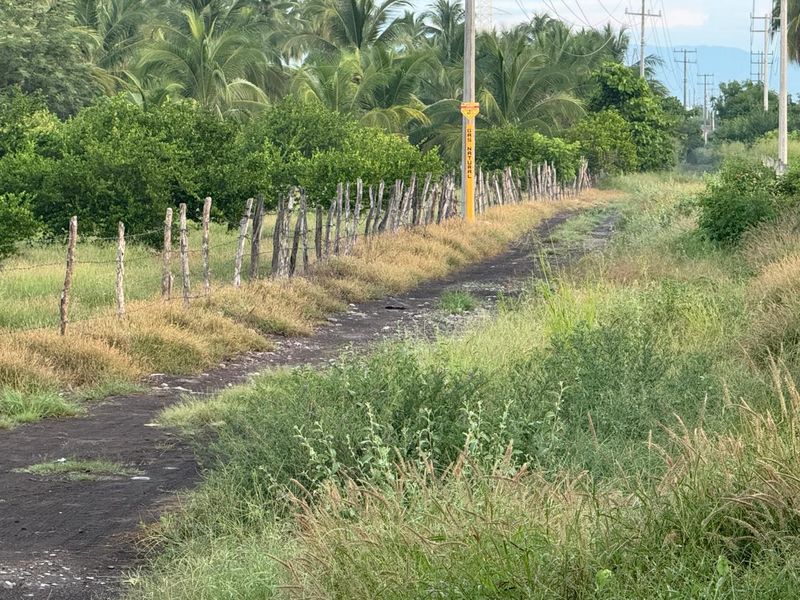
[698,159,784,244]
[477,126,582,180]
[0,192,41,259]
[567,109,637,174]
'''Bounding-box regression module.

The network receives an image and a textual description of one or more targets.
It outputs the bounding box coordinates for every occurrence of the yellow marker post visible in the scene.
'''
[460,102,480,222]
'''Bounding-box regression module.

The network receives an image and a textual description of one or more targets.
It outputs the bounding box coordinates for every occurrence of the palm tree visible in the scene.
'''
[422,0,463,66]
[772,1,795,61]
[291,46,428,131]
[131,1,285,116]
[477,26,583,131]
[74,0,154,73]
[299,0,410,52]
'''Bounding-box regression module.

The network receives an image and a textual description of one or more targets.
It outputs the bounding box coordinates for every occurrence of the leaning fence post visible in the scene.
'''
[300,193,310,273]
[234,197,254,288]
[315,204,323,260]
[162,208,173,300]
[116,221,126,320]
[202,197,212,295]
[59,216,77,336]
[272,196,284,274]
[249,195,264,281]
[179,203,190,308]
[290,197,303,276]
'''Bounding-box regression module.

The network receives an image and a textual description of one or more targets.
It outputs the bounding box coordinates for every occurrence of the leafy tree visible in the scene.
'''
[589,62,676,171]
[0,0,102,116]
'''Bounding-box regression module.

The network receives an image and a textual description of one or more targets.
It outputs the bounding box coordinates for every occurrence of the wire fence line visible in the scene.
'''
[1,159,592,338]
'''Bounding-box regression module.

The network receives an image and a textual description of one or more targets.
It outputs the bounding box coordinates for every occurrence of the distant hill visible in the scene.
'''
[640,45,800,104]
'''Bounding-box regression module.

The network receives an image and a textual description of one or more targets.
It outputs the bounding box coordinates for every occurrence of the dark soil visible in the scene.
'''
[0,210,617,599]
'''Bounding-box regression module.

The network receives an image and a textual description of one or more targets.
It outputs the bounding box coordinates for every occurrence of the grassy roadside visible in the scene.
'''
[0,193,612,428]
[126,171,800,599]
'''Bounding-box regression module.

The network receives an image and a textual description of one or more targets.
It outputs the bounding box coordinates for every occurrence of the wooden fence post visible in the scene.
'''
[351,178,363,251]
[179,203,190,308]
[324,197,334,256]
[202,197,212,295]
[375,181,386,234]
[334,183,343,255]
[301,193,310,273]
[276,192,294,277]
[233,197,254,288]
[249,195,264,281]
[272,196,284,274]
[364,185,376,237]
[315,204,323,260]
[162,208,173,300]
[343,183,351,254]
[59,216,77,336]
[116,221,126,320]
[290,196,303,276]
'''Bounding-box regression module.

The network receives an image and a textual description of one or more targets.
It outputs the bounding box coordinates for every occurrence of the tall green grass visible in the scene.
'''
[128,173,800,599]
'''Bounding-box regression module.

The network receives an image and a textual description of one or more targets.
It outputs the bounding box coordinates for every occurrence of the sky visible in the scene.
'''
[488,0,768,51]
[464,0,800,100]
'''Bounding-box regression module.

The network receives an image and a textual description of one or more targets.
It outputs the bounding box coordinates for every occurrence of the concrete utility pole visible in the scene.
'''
[626,0,661,79]
[751,14,772,111]
[779,0,789,170]
[698,74,715,146]
[674,49,697,109]
[460,0,477,221]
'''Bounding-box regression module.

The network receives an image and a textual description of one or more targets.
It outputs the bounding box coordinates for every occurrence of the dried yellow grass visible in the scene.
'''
[0,192,609,404]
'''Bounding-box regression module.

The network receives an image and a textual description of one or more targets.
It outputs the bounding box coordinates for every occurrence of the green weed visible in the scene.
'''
[0,388,80,428]
[438,290,479,314]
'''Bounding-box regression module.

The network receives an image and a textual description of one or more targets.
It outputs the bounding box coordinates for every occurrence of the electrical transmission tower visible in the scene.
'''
[476,0,492,32]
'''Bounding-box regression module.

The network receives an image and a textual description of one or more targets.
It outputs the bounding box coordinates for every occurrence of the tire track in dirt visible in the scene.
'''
[0,210,617,599]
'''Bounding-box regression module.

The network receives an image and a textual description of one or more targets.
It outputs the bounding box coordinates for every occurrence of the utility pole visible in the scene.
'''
[779,0,789,170]
[751,13,772,111]
[674,49,697,108]
[626,0,661,79]
[698,74,715,146]
[460,0,477,221]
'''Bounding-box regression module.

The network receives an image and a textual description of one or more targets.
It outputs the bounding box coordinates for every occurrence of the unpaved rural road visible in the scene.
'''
[0,210,617,599]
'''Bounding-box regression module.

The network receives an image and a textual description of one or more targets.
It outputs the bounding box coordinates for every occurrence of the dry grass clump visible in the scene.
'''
[206,284,316,337]
[748,253,800,305]
[0,342,59,392]
[745,251,800,362]
[742,211,800,270]
[22,330,140,389]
